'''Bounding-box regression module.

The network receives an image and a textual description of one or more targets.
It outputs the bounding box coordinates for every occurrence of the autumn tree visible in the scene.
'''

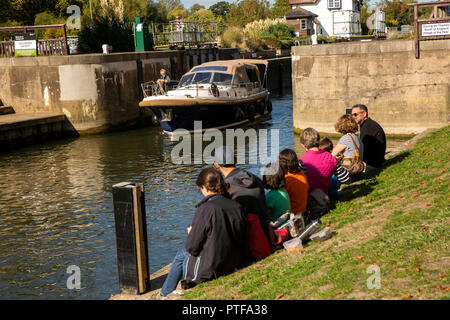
[209,1,231,18]
[167,5,188,21]
[381,0,415,27]
[271,0,291,18]
[226,0,272,27]
[188,4,205,16]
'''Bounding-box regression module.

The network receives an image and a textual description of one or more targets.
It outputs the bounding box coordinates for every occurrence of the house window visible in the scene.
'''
[301,19,307,30]
[328,0,341,9]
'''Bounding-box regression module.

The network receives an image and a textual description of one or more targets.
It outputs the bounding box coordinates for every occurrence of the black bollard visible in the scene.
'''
[112,182,150,295]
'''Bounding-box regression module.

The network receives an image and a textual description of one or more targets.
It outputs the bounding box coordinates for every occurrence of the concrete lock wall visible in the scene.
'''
[0,48,239,133]
[291,39,450,134]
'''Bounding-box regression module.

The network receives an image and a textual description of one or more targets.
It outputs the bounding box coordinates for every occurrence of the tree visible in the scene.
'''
[159,0,181,12]
[381,0,415,27]
[360,1,373,34]
[209,1,231,18]
[0,0,13,23]
[167,5,188,21]
[78,0,134,53]
[188,9,216,22]
[225,0,271,28]
[188,4,205,16]
[8,0,58,25]
[271,0,291,18]
[144,0,167,23]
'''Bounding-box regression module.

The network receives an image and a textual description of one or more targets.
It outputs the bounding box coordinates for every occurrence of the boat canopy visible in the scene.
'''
[182,59,267,87]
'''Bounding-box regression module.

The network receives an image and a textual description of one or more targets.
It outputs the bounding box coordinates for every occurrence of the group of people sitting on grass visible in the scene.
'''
[160,104,386,297]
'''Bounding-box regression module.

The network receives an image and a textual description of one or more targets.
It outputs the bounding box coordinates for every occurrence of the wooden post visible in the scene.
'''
[112,182,150,295]
[62,24,69,55]
[414,4,419,59]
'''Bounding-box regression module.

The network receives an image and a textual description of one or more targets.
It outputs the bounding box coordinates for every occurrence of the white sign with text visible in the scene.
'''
[421,22,450,37]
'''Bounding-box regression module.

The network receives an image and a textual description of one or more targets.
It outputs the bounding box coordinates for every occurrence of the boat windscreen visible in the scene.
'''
[192,72,213,84]
[178,74,194,87]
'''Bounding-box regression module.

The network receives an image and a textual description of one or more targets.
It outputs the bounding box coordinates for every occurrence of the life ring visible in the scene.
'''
[342,26,348,32]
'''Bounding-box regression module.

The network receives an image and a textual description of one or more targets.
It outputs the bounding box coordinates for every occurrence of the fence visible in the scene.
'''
[0,24,68,57]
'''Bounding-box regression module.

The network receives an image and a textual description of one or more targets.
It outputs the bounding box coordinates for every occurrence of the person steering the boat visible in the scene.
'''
[156,69,171,95]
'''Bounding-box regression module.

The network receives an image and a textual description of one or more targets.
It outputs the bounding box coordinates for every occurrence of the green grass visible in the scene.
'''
[182,126,450,300]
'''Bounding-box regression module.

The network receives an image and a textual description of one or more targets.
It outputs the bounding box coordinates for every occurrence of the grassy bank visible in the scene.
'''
[183,126,449,300]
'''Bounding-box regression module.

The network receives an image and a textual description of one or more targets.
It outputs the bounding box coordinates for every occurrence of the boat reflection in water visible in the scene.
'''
[139,59,273,133]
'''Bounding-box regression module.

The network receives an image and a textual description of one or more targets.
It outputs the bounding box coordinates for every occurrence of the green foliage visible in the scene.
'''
[77,2,134,54]
[188,4,205,16]
[144,0,167,24]
[381,0,415,27]
[0,0,13,23]
[360,1,372,35]
[8,0,58,25]
[260,23,295,49]
[209,1,231,18]
[226,0,271,28]
[221,26,244,48]
[167,5,188,21]
[271,0,291,18]
[187,9,216,22]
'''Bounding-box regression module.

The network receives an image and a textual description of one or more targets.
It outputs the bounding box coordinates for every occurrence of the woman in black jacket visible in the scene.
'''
[160,167,247,297]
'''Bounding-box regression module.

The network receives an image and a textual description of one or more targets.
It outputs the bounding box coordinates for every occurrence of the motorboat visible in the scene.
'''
[139,59,272,133]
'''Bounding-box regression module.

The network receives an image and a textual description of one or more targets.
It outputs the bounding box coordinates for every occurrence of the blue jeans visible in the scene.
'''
[160,247,190,297]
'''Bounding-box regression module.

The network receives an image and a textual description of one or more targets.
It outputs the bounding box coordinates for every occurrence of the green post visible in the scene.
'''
[134,17,152,52]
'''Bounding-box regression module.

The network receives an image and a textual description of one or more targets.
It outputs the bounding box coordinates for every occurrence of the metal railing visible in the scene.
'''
[152,20,218,47]
[0,38,67,56]
[332,10,361,36]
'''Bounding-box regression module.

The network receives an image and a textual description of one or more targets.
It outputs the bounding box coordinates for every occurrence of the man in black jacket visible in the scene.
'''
[351,104,386,170]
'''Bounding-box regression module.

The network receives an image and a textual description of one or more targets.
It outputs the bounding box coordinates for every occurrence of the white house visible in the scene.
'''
[286,0,362,38]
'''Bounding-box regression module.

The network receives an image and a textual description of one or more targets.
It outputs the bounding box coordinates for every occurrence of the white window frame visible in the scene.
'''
[328,0,341,9]
[300,19,308,30]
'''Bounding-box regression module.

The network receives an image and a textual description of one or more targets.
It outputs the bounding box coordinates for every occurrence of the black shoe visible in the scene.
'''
[181,280,196,290]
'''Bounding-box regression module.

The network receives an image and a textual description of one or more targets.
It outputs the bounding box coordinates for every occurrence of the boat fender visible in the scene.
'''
[257,101,265,115]
[247,104,256,122]
[235,107,245,122]
[209,83,220,97]
[266,100,273,113]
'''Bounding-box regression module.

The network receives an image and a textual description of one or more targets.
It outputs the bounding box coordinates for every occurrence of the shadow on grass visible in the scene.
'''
[336,151,411,202]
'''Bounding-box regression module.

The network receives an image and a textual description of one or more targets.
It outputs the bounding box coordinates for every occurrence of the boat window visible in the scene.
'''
[191,66,228,72]
[233,72,244,85]
[212,73,232,85]
[192,72,213,84]
[178,74,194,87]
[246,67,259,83]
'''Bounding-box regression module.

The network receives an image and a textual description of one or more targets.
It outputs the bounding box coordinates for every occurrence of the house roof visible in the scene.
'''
[289,0,319,5]
[284,7,318,19]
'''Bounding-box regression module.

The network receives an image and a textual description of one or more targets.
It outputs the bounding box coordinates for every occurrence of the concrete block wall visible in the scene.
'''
[291,39,450,134]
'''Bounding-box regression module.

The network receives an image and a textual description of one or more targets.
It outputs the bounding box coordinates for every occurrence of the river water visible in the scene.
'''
[0,93,408,299]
